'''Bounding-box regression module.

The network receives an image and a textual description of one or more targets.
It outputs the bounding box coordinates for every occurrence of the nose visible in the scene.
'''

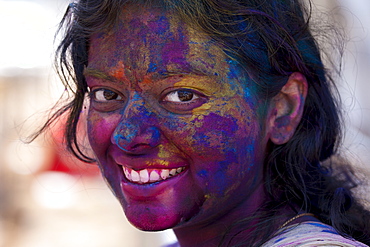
[111,95,161,154]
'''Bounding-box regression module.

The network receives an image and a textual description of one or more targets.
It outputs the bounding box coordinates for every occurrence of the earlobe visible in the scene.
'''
[268,72,308,145]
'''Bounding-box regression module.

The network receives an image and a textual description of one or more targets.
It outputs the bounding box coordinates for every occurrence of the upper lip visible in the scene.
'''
[110,147,189,171]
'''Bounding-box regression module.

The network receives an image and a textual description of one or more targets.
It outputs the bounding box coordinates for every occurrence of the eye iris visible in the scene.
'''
[103,90,117,100]
[178,91,193,101]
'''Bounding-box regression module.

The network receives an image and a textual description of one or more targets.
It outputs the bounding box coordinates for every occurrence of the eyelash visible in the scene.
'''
[162,89,199,103]
[89,88,123,102]
[160,88,207,113]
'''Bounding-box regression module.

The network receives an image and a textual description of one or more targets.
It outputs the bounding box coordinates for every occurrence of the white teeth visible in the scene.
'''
[149,171,160,182]
[122,166,186,184]
[140,169,149,183]
[160,169,170,180]
[169,168,177,176]
[131,170,140,182]
[124,167,131,180]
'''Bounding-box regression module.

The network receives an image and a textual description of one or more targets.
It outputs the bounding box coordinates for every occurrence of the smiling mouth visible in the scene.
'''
[122,166,186,184]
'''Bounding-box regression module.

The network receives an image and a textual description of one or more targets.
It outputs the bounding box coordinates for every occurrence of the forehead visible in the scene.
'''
[88,6,235,80]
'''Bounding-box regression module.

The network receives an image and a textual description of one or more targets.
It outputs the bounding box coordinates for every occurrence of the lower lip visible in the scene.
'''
[120,169,188,200]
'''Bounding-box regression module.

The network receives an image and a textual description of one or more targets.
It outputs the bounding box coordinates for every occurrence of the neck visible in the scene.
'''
[172,184,274,247]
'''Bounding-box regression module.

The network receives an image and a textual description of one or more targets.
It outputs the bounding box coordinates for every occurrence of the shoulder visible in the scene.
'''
[262,221,369,247]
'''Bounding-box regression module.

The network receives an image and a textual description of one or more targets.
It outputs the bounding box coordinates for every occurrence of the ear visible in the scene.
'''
[267,72,308,145]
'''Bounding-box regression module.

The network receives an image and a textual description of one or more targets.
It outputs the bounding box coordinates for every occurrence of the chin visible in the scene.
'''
[124,205,183,231]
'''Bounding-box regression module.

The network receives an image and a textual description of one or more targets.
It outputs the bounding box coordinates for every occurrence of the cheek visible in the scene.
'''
[162,96,263,193]
[87,111,121,153]
[162,99,260,162]
[190,113,243,161]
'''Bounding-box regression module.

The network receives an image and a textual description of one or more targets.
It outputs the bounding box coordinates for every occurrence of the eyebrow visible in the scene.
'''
[83,68,117,81]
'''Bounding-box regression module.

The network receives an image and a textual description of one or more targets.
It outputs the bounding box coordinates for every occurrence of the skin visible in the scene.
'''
[85,6,307,247]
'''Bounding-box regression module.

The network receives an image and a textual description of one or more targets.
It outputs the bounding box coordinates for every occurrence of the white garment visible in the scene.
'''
[262,221,368,247]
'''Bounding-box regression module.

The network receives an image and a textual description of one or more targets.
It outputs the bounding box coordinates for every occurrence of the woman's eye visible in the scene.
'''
[163,90,199,103]
[93,88,122,102]
[89,88,124,112]
[161,89,207,113]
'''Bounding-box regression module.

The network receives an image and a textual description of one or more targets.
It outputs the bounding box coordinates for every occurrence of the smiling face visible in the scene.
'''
[86,6,271,232]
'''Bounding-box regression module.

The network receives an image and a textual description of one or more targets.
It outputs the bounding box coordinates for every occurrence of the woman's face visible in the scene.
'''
[86,7,270,231]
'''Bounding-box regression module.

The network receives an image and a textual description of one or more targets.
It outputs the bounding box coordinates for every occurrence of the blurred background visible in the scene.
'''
[0,0,369,246]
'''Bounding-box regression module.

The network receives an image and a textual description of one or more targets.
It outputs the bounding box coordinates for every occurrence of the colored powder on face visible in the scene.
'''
[213,169,230,196]
[110,61,128,81]
[197,169,208,178]
[191,103,212,115]
[192,133,211,148]
[147,15,170,35]
[145,159,170,167]
[147,62,157,73]
[141,15,193,75]
[162,33,190,70]
[87,7,269,233]
[113,122,139,146]
[225,61,258,109]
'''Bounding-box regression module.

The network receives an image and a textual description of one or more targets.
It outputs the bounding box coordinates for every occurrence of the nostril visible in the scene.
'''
[111,131,135,152]
[126,143,153,154]
[111,123,161,153]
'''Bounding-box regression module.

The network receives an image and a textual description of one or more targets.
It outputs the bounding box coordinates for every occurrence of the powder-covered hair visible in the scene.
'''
[36,0,370,245]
